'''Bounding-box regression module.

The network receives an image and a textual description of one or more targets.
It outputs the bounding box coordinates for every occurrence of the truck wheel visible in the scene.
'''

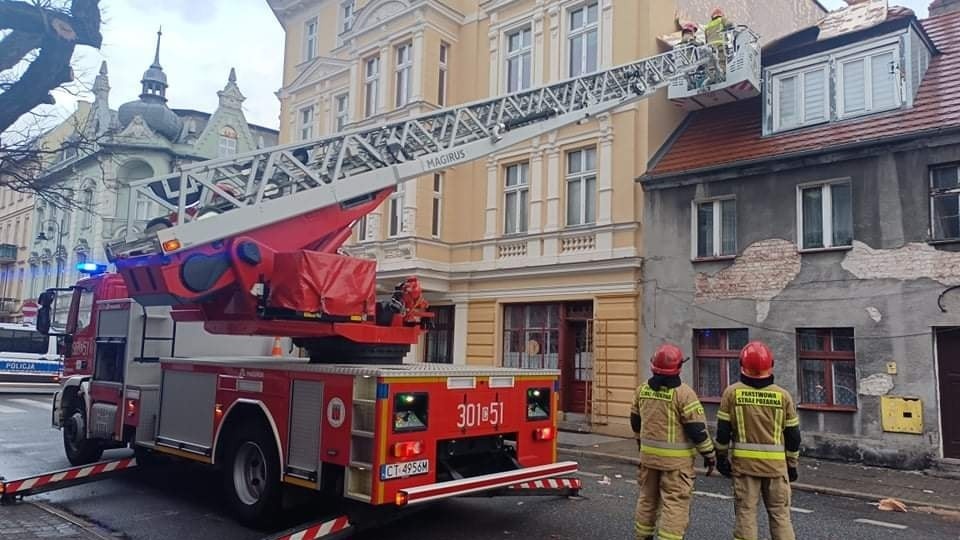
[63,409,103,465]
[222,424,281,528]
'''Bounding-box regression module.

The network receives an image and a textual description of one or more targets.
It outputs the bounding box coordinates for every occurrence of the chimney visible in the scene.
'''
[930,0,960,16]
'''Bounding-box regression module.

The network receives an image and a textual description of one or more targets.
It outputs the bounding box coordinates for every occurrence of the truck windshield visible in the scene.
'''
[0,328,49,354]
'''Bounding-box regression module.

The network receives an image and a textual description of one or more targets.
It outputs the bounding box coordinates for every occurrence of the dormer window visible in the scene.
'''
[837,47,899,119]
[766,40,905,135]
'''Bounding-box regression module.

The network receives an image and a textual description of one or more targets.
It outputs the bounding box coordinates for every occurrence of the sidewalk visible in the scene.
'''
[558,431,960,513]
[0,502,114,540]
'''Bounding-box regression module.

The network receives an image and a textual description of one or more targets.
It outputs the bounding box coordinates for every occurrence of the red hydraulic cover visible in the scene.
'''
[269,251,376,318]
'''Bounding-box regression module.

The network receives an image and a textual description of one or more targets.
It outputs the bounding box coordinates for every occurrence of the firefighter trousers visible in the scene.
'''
[732,474,796,540]
[634,465,694,540]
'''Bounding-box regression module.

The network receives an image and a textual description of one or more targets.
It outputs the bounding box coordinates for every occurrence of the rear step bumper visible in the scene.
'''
[397,460,579,506]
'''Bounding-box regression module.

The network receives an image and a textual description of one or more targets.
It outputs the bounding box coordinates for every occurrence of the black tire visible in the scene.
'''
[221,422,282,529]
[62,409,103,466]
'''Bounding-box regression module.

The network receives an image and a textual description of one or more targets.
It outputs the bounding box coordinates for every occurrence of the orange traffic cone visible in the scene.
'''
[271,337,283,357]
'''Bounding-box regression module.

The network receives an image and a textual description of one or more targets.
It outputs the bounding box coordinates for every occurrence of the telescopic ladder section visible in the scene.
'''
[99,33,749,344]
[105,39,729,262]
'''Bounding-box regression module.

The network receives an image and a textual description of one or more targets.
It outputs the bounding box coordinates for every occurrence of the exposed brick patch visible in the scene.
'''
[840,241,960,285]
[695,238,801,302]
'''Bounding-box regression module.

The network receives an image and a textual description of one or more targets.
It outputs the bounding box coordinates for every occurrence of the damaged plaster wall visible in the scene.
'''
[642,140,960,469]
[695,238,801,322]
[841,240,960,285]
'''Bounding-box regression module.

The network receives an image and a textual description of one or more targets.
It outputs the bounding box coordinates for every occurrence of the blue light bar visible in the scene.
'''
[77,262,108,275]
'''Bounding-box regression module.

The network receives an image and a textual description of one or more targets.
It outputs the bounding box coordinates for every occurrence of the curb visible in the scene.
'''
[559,447,960,514]
[30,501,119,540]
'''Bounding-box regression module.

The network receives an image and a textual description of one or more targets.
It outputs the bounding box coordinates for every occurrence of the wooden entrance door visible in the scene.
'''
[560,303,593,414]
[937,328,960,459]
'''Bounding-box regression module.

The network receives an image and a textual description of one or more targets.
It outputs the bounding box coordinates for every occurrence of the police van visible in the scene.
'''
[0,323,61,383]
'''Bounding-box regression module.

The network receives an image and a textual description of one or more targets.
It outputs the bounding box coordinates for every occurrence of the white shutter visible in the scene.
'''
[871,51,896,110]
[842,58,866,115]
[803,68,826,123]
[777,75,798,129]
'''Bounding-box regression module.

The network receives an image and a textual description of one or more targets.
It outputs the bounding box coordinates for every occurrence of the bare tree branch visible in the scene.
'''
[0,0,102,132]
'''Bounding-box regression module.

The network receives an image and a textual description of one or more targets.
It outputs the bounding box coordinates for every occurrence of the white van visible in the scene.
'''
[0,323,61,383]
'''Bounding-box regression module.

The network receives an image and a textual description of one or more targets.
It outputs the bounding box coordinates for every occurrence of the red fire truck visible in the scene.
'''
[10,28,758,536]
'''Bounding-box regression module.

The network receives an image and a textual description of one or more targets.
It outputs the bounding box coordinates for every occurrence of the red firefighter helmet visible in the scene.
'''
[740,341,774,378]
[711,7,724,18]
[651,343,685,376]
[681,22,698,33]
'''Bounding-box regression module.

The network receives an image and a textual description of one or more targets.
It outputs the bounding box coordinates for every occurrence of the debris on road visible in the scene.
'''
[878,498,908,512]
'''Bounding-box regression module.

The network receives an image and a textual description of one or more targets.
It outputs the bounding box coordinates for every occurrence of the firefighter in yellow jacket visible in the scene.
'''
[632,343,716,540]
[715,341,801,540]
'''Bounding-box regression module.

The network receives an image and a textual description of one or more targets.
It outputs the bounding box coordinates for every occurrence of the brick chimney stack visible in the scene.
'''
[930,0,960,16]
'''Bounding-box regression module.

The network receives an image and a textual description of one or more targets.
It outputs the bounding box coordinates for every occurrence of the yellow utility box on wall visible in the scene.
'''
[880,396,923,434]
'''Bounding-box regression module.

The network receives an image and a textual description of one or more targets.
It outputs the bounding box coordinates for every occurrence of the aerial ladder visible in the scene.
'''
[100,31,755,362]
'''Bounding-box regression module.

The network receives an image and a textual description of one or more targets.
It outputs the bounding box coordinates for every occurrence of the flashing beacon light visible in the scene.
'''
[76,262,108,276]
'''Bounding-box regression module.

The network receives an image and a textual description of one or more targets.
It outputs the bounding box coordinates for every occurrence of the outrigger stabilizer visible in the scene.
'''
[0,456,139,504]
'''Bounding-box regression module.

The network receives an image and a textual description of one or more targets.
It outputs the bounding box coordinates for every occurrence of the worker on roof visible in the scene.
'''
[632,343,716,540]
[704,7,733,82]
[715,341,801,540]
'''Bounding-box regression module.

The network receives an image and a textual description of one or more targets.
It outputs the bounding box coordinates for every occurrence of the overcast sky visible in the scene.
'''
[46,0,934,133]
[56,0,286,130]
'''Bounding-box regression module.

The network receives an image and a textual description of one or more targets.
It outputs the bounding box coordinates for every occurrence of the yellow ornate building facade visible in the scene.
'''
[267,0,824,435]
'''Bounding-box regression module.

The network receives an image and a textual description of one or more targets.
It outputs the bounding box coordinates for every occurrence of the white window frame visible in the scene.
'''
[771,64,829,133]
[388,183,404,238]
[356,215,370,242]
[298,105,315,141]
[431,173,443,238]
[364,56,380,118]
[333,92,349,132]
[438,42,449,106]
[566,1,600,77]
[395,43,413,107]
[565,147,597,227]
[503,162,529,235]
[796,179,853,252]
[837,46,901,120]
[764,39,904,135]
[690,197,737,260]
[218,126,238,157]
[303,17,318,61]
[340,0,354,34]
[505,26,532,93]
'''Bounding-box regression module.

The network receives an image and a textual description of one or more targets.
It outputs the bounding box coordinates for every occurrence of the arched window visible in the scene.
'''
[218,126,238,157]
[116,160,155,221]
[81,187,95,228]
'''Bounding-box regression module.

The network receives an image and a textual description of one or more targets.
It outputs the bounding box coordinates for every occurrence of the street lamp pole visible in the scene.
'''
[37,217,67,289]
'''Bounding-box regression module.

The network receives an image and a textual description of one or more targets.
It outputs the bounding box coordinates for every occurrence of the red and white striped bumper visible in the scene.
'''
[397,461,579,506]
[0,457,138,500]
[269,515,352,540]
[508,477,581,491]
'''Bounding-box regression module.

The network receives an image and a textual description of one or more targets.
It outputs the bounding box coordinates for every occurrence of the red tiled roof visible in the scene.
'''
[647,11,960,179]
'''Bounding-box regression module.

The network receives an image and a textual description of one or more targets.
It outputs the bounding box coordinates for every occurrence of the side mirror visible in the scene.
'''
[36,289,72,337]
[36,291,54,335]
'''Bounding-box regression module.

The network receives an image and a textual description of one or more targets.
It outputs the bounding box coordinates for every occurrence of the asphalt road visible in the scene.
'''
[1,391,958,540]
